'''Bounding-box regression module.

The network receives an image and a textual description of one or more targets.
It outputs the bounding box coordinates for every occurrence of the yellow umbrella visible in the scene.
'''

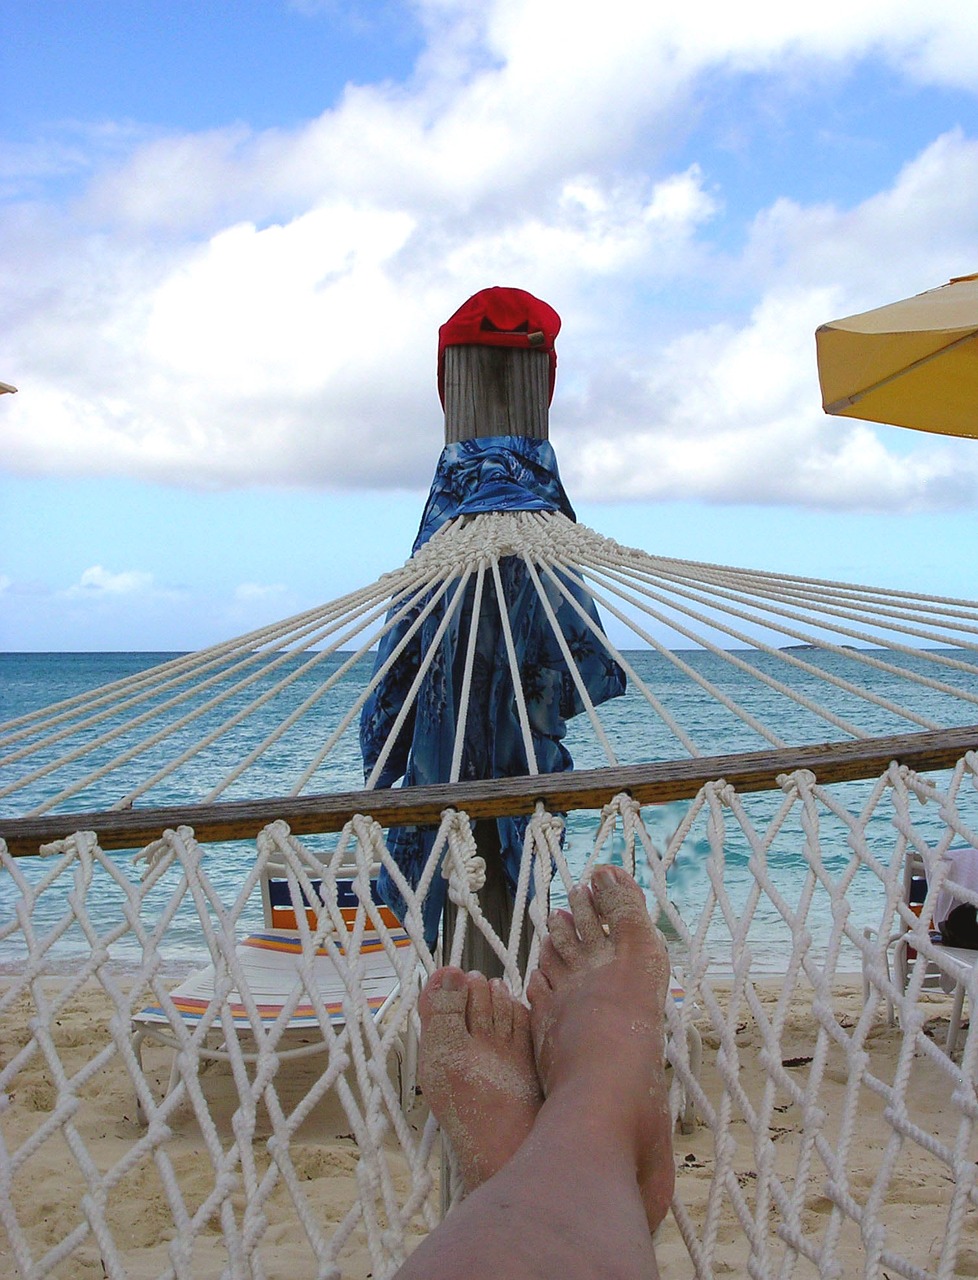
[816,273,978,439]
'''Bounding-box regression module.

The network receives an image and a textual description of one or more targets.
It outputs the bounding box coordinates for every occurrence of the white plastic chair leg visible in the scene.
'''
[946,980,966,1056]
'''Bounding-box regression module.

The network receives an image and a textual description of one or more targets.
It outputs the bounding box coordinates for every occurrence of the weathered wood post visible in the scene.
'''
[442,345,551,442]
[438,287,560,977]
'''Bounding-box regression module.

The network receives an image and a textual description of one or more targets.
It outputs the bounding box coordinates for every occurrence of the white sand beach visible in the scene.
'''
[1,972,975,1279]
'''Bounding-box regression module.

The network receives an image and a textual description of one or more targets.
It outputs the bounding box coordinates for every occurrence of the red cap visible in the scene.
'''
[438,286,561,405]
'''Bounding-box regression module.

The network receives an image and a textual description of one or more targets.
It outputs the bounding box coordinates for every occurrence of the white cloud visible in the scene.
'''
[143,205,418,396]
[3,3,978,512]
[234,582,287,601]
[739,130,978,308]
[556,129,978,511]
[65,566,155,597]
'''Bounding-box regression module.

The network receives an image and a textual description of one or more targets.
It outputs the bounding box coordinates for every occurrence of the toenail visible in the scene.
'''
[439,968,468,991]
[593,865,615,887]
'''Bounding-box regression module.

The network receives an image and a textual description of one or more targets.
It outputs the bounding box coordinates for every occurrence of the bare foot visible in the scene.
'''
[526,865,675,1232]
[418,967,544,1192]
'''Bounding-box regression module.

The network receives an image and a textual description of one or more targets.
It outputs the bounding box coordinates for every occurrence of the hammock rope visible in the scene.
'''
[2,761,975,1279]
[520,553,620,766]
[0,571,427,793]
[536,558,703,756]
[363,568,477,792]
[560,561,872,742]
[448,559,487,784]
[3,510,978,824]
[576,561,948,733]
[489,555,541,777]
[635,558,978,671]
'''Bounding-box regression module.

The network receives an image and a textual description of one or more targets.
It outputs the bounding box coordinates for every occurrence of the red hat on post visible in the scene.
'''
[438,286,561,405]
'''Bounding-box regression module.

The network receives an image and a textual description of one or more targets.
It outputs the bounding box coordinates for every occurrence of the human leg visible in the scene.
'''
[417,966,543,1191]
[397,865,673,1280]
[528,863,676,1232]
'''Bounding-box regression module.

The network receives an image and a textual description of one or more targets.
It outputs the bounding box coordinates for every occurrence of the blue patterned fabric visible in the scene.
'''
[409,435,578,536]
[359,437,625,944]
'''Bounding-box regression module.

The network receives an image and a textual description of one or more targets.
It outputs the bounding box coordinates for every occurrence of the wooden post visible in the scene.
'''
[441,341,551,976]
[442,345,551,442]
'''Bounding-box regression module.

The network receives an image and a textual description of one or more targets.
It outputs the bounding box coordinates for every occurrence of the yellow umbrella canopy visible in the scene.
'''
[816,273,978,439]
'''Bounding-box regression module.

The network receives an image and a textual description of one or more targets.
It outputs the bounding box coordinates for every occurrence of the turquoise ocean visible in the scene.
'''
[2,650,975,976]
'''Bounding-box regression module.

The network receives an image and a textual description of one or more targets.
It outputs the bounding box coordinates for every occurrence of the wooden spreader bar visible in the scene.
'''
[3,723,976,857]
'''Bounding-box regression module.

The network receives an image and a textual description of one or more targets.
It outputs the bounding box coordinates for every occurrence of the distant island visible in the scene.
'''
[780,643,859,651]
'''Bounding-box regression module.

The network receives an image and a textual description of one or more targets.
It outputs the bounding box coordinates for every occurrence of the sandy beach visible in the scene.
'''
[0,970,437,1279]
[1,969,975,1279]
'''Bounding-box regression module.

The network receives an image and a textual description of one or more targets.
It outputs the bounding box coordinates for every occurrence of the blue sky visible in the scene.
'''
[2,0,978,651]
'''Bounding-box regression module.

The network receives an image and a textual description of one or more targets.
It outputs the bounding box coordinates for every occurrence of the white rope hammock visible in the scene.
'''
[0,772,975,1278]
[1,511,977,1278]
[2,510,977,819]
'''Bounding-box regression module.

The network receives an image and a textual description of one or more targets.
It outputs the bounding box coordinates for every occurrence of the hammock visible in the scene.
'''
[3,509,977,822]
[1,506,977,1278]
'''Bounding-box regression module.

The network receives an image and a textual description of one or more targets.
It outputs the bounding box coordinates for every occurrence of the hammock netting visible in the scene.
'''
[1,508,977,1278]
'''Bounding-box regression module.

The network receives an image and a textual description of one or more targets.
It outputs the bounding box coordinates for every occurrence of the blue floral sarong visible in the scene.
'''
[359,437,625,944]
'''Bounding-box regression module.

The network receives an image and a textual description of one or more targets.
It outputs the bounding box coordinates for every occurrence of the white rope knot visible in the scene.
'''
[440,811,486,905]
[131,835,173,874]
[889,762,932,806]
[704,778,735,806]
[257,818,292,848]
[131,825,198,878]
[350,812,390,858]
[777,768,817,796]
[444,852,487,904]
[528,804,564,841]
[600,792,642,824]
[38,838,70,857]
[306,903,337,944]
[39,829,98,858]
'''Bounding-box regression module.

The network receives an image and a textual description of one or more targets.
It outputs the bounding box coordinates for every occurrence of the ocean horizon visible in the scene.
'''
[2,649,975,976]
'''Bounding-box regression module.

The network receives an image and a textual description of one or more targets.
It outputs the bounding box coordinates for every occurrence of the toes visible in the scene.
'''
[589,865,652,939]
[545,907,581,964]
[418,969,470,1097]
[589,866,670,989]
[526,966,553,1009]
[418,966,469,1026]
[488,978,514,1039]
[509,993,533,1046]
[535,932,570,991]
[465,971,494,1037]
[568,881,607,949]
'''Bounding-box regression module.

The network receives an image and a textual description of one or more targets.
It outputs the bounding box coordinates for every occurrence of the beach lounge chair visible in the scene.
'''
[863,848,977,1055]
[130,857,419,1123]
[937,942,977,1056]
